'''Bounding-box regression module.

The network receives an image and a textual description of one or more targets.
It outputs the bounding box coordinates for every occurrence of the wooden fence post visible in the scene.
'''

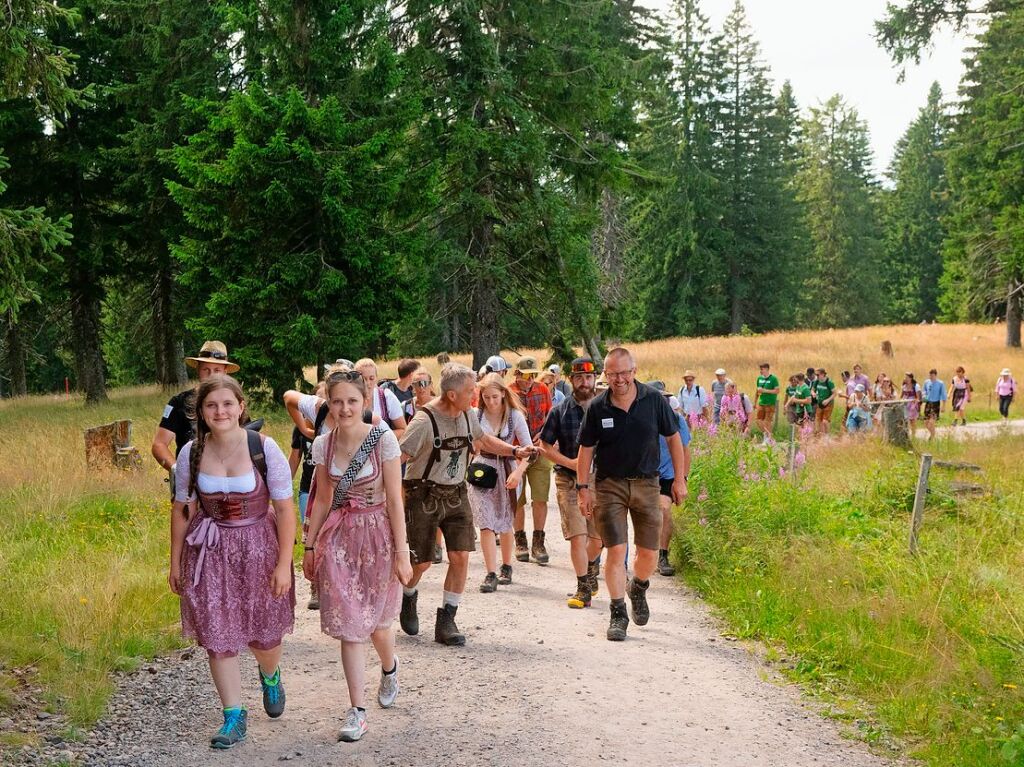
[908,453,932,555]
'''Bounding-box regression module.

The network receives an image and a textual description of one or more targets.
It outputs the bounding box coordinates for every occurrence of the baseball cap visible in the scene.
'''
[570,357,597,375]
[516,356,542,375]
[855,383,865,392]
[485,355,508,372]
[714,368,726,376]
[547,364,561,375]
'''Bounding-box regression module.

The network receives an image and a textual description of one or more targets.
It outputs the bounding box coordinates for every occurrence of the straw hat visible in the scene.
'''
[185,340,240,374]
[683,369,697,379]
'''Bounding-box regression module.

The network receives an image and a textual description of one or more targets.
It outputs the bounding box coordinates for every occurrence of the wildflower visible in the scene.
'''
[794,451,807,468]
[778,466,787,478]
[707,421,718,437]
[79,597,89,605]
[697,487,709,502]
[698,517,708,526]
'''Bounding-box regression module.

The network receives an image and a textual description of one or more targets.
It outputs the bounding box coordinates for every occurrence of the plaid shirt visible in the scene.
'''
[511,380,552,438]
[539,394,584,476]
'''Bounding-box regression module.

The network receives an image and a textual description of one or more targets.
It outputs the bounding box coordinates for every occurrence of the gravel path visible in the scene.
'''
[11,496,902,767]
[915,416,1024,441]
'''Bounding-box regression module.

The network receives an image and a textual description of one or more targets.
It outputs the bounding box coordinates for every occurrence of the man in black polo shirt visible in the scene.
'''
[539,357,604,610]
[576,348,688,641]
[151,341,239,482]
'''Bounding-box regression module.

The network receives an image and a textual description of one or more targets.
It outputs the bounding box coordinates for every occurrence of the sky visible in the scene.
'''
[646,0,972,175]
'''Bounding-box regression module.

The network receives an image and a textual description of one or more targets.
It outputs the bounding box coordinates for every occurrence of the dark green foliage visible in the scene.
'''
[882,82,948,322]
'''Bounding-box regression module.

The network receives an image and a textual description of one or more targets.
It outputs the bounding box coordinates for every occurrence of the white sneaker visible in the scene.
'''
[377,657,399,708]
[337,707,368,742]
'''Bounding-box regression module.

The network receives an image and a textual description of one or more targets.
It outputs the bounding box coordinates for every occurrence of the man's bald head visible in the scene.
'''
[604,347,635,368]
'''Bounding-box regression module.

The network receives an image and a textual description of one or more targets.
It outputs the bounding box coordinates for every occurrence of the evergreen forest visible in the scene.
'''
[1,0,1022,400]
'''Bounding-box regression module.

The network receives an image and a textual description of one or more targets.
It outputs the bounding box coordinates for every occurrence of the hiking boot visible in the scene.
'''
[607,601,629,641]
[307,582,319,610]
[377,657,399,709]
[337,707,368,742]
[628,577,651,626]
[531,530,550,565]
[567,581,592,609]
[657,551,676,577]
[497,564,513,585]
[514,530,529,562]
[587,559,600,597]
[434,604,466,646]
[257,666,285,718]
[210,708,247,749]
[433,544,443,564]
[479,572,498,593]
[400,590,419,636]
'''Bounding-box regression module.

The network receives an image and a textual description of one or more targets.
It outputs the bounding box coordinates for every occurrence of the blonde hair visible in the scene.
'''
[477,372,526,419]
[354,358,377,374]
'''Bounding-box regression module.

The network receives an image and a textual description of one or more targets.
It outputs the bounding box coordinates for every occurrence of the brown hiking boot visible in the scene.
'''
[567,580,592,609]
[587,559,600,597]
[531,530,550,565]
[607,600,629,641]
[434,604,466,646]
[514,530,529,562]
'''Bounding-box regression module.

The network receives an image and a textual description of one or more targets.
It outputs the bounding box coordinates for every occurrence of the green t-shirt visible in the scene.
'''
[812,378,835,406]
[756,374,780,406]
[796,383,813,416]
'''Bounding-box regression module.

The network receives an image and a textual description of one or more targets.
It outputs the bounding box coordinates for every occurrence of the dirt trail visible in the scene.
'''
[915,417,1024,441]
[30,487,907,767]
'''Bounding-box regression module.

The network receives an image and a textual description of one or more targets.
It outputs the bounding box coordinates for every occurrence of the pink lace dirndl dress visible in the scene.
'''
[176,439,296,656]
[311,427,402,643]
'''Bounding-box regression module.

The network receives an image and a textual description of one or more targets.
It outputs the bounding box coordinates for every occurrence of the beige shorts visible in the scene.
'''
[516,456,552,508]
[554,472,599,541]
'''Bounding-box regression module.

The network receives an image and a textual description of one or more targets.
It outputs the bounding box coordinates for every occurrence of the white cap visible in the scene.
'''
[1001,368,1012,376]
[855,383,866,392]
[548,364,560,375]
[485,355,508,372]
[715,368,726,376]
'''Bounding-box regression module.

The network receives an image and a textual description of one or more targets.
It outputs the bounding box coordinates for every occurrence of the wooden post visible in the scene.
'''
[908,453,932,555]
[881,403,911,448]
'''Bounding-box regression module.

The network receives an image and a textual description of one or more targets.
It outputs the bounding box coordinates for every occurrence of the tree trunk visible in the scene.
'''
[5,313,27,396]
[469,221,499,370]
[1007,278,1022,348]
[152,259,186,389]
[69,281,108,404]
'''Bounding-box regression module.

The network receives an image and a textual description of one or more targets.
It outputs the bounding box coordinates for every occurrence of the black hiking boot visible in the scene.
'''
[400,590,419,636]
[257,666,285,718]
[531,530,550,565]
[434,604,466,646]
[607,601,629,641]
[497,564,513,585]
[627,577,651,626]
[479,572,498,593]
[657,550,676,577]
[514,530,529,562]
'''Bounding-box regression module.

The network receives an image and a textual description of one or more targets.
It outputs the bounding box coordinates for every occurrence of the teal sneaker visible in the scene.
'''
[258,666,286,718]
[210,707,247,749]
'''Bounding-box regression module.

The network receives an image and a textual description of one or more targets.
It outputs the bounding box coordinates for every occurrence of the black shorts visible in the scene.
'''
[659,477,674,499]
[924,401,941,420]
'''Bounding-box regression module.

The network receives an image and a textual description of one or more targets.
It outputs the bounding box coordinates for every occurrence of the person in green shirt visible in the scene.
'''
[812,368,837,437]
[754,363,780,440]
[784,374,813,426]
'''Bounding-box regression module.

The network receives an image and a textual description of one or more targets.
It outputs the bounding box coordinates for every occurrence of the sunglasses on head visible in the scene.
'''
[198,350,228,360]
[571,361,596,374]
[327,370,363,383]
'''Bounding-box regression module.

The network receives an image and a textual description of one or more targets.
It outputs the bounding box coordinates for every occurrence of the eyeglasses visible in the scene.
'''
[605,368,635,380]
[198,350,228,360]
[414,380,432,388]
[326,370,363,383]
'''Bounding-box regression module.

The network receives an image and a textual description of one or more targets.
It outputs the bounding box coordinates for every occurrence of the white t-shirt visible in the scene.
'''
[311,429,401,479]
[298,390,404,434]
[371,386,406,425]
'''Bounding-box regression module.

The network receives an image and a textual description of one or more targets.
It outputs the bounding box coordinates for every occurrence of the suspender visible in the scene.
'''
[421,406,473,480]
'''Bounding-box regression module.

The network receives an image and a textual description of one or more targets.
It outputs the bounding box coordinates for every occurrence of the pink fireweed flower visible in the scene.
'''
[698,517,708,526]
[794,451,806,468]
[697,487,709,501]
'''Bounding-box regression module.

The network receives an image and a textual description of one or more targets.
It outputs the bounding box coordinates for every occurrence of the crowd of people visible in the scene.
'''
[150,340,1018,750]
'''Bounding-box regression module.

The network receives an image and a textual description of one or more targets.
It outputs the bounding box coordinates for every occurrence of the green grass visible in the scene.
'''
[676,428,1024,766]
[0,386,295,727]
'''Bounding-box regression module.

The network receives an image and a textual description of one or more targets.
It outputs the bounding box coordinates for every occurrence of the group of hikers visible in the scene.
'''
[667,362,1018,441]
[150,340,1018,750]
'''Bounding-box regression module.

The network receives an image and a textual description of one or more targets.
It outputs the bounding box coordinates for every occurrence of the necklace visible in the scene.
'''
[207,431,247,470]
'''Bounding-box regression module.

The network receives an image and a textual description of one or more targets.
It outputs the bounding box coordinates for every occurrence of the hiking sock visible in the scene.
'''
[403,586,417,597]
[659,549,668,558]
[442,590,462,608]
[383,661,397,676]
[259,667,280,686]
[223,706,245,715]
[611,597,625,607]
[355,707,366,713]
[634,578,650,589]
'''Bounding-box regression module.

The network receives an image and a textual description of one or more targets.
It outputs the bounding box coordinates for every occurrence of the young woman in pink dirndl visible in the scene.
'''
[302,368,413,743]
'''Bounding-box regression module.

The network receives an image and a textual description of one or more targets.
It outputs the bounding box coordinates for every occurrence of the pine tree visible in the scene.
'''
[882,81,948,322]
[796,95,885,328]
[940,8,1024,346]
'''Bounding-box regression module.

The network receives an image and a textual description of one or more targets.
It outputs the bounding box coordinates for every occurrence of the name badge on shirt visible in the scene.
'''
[601,417,614,429]
[162,404,174,419]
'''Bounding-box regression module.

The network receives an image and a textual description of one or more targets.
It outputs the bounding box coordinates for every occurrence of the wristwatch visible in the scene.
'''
[575,483,590,491]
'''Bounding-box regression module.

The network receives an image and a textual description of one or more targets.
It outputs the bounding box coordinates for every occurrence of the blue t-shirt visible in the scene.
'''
[658,413,691,480]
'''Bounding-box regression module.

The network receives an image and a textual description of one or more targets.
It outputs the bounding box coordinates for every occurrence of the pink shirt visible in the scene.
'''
[997,377,1017,396]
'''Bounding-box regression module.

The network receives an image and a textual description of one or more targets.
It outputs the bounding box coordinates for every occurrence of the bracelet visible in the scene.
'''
[395,548,412,553]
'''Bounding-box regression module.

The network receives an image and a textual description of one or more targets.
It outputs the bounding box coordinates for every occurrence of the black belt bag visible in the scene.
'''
[466,461,498,489]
